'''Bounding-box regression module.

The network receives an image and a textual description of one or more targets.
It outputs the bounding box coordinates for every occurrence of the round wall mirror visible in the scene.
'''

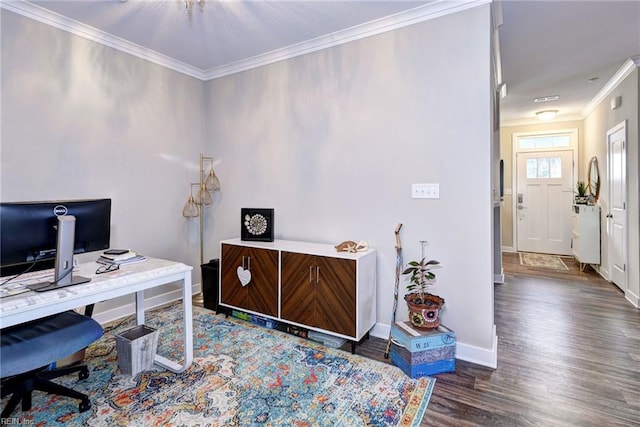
[587,156,600,202]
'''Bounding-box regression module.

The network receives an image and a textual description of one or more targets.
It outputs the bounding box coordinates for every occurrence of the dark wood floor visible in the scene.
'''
[349,253,640,426]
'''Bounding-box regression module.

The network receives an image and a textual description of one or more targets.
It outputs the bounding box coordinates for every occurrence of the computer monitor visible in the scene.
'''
[0,199,111,277]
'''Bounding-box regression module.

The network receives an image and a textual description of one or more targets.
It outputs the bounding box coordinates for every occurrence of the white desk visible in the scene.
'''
[0,258,194,373]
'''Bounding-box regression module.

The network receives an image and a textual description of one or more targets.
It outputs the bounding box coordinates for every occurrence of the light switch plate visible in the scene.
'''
[412,183,440,199]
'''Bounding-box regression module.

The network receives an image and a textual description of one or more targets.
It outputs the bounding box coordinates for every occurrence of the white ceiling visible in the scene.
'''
[499,0,640,125]
[3,0,640,125]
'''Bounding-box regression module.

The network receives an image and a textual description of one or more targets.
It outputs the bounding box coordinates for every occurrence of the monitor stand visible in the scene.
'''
[27,215,91,292]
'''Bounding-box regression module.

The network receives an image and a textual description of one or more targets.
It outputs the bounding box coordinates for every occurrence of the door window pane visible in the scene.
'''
[520,139,536,150]
[526,157,563,179]
[538,158,550,178]
[536,137,553,148]
[519,135,570,150]
[552,136,570,147]
[526,159,537,178]
[550,157,562,178]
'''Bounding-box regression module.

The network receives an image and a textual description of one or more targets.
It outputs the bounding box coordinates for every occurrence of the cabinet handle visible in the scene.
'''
[606,213,613,218]
[309,266,313,283]
[242,256,251,270]
[316,266,320,284]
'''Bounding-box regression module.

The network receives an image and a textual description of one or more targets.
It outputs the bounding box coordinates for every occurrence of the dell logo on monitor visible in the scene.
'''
[53,205,68,216]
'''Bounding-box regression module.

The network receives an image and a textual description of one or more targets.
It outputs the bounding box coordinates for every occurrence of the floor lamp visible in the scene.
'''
[182,153,221,304]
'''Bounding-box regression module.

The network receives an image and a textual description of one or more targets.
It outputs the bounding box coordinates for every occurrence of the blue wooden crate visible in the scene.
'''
[390,321,455,352]
[391,341,455,365]
[390,349,455,378]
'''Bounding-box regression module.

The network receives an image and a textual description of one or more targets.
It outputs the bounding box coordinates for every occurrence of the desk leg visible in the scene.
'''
[154,270,194,373]
[135,290,145,325]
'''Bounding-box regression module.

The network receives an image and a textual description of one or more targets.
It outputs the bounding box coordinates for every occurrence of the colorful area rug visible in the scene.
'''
[2,304,434,426]
[519,252,569,271]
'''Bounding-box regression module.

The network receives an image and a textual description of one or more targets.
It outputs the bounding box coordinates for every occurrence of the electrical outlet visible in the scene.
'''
[412,183,440,199]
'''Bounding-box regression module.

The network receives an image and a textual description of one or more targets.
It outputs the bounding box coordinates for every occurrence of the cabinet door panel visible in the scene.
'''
[246,247,278,317]
[281,252,315,326]
[316,257,356,336]
[220,244,247,309]
[221,244,278,317]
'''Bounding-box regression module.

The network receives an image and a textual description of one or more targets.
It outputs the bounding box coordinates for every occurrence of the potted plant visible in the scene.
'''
[575,181,588,204]
[402,258,445,329]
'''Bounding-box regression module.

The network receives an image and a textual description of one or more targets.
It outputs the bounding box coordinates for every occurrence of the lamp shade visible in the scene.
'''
[205,170,221,191]
[182,195,199,218]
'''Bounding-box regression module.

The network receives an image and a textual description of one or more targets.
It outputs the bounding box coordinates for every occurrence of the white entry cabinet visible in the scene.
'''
[571,205,600,267]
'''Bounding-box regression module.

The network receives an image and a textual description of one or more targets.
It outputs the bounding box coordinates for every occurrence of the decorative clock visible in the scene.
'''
[241,208,274,241]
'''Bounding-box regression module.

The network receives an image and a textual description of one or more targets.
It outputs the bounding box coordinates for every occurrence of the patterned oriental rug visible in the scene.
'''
[519,252,569,271]
[3,304,435,426]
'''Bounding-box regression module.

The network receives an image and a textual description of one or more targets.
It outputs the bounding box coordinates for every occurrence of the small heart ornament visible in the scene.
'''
[237,266,252,286]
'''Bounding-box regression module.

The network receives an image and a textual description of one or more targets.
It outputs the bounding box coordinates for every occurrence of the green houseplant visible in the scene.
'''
[402,258,445,329]
[575,181,588,204]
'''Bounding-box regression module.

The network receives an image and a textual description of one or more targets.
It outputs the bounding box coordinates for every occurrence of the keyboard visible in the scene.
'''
[0,263,80,298]
[3,267,55,282]
[0,268,54,298]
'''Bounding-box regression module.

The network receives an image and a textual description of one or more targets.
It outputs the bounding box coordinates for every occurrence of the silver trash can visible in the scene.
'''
[115,325,158,376]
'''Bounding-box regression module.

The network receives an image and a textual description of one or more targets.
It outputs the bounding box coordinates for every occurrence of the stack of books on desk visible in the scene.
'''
[97,250,147,266]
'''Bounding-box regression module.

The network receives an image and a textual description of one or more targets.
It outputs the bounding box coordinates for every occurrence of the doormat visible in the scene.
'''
[519,252,569,271]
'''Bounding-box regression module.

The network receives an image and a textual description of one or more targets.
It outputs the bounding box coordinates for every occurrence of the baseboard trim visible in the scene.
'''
[371,322,498,369]
[455,324,498,369]
[92,282,201,325]
[625,290,640,309]
[370,323,390,342]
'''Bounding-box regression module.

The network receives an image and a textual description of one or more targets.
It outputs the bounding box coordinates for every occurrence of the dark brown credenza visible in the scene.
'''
[219,238,377,350]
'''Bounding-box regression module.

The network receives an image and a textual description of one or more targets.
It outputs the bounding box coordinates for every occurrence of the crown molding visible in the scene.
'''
[2,0,488,82]
[501,114,584,128]
[203,0,490,80]
[0,0,206,79]
[581,57,639,118]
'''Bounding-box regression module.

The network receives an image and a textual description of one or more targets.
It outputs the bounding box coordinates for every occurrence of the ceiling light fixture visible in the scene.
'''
[534,95,559,103]
[183,0,205,13]
[536,110,558,121]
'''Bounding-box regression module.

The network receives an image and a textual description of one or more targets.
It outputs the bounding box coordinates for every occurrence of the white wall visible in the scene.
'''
[583,66,639,305]
[1,5,498,367]
[0,11,206,316]
[205,5,497,366]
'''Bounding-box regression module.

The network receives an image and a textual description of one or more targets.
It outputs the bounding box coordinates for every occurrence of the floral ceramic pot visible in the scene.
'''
[404,293,445,329]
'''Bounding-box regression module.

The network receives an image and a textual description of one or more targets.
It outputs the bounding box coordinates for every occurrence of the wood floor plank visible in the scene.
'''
[201,252,640,425]
[347,253,640,426]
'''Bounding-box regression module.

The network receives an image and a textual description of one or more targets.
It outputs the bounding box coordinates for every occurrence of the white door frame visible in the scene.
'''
[512,128,579,252]
[606,120,627,292]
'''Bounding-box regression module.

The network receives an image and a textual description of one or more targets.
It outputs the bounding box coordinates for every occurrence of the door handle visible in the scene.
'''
[517,205,526,210]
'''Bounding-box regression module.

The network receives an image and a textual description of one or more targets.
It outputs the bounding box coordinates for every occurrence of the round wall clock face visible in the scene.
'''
[240,208,274,241]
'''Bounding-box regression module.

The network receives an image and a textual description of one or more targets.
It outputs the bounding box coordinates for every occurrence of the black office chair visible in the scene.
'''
[0,307,103,417]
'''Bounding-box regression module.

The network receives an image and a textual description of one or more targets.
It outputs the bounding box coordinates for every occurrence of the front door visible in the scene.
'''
[516,150,574,255]
[607,121,627,291]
